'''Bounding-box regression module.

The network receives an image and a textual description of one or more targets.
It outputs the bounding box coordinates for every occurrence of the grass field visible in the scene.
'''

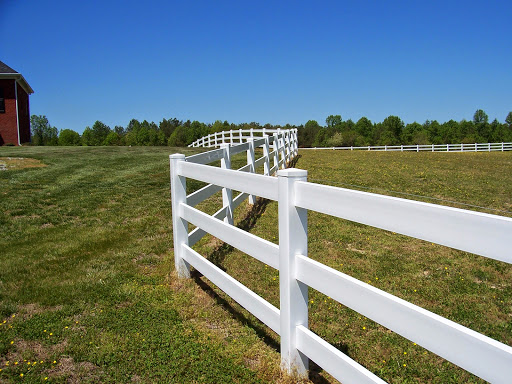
[1,146,511,383]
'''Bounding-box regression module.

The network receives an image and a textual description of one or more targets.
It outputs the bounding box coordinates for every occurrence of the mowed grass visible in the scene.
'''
[0,146,273,383]
[192,150,512,383]
[1,146,511,383]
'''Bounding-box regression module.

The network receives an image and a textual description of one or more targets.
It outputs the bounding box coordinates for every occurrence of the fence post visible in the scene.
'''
[170,154,190,278]
[280,133,286,169]
[286,131,291,163]
[220,144,234,225]
[247,138,256,205]
[263,135,270,176]
[230,130,234,145]
[239,128,243,143]
[278,169,308,378]
[273,133,280,171]
[502,142,504,152]
[294,130,299,156]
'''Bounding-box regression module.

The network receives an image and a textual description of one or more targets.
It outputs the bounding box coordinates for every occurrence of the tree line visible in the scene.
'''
[30,110,512,147]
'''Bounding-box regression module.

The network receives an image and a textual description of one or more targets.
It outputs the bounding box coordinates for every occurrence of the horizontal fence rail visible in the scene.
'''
[171,129,512,383]
[303,142,512,152]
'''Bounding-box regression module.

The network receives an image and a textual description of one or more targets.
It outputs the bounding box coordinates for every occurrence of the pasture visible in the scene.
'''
[1,146,511,383]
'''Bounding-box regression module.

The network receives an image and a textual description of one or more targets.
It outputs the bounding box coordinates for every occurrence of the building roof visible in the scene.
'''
[0,60,34,94]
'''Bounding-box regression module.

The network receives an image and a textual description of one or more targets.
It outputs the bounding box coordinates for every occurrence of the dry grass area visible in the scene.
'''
[0,157,46,171]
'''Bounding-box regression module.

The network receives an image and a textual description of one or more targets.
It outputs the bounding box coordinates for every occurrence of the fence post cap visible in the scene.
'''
[278,168,307,178]
[169,153,186,160]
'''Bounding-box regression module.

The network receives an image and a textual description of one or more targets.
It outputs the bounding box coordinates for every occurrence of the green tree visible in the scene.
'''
[379,116,403,145]
[136,126,150,145]
[126,119,141,133]
[168,126,187,146]
[81,127,94,146]
[437,120,461,143]
[423,120,441,144]
[325,115,342,129]
[30,115,58,145]
[504,112,512,141]
[401,122,423,144]
[355,117,373,142]
[103,131,121,146]
[473,109,489,125]
[211,120,225,133]
[506,112,512,127]
[313,128,329,147]
[58,129,81,146]
[301,120,321,147]
[114,125,125,136]
[88,121,111,145]
[473,109,490,141]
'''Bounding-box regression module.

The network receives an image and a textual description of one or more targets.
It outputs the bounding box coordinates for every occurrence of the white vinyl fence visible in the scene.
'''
[304,142,512,152]
[188,128,297,149]
[171,130,512,383]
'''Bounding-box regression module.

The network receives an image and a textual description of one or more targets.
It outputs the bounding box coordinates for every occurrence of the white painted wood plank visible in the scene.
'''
[179,161,278,201]
[296,326,386,384]
[188,192,249,246]
[295,181,512,263]
[295,255,512,383]
[254,155,266,169]
[186,148,225,164]
[181,203,279,269]
[230,141,250,155]
[182,245,280,334]
[187,183,222,207]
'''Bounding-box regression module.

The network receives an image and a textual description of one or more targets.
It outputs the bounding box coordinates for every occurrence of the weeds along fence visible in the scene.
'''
[304,142,512,152]
[170,130,512,384]
[188,128,298,149]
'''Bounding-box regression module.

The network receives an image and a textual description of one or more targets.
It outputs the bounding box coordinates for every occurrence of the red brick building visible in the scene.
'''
[0,61,34,146]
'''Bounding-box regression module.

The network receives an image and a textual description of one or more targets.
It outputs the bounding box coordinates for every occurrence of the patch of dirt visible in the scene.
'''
[6,303,63,322]
[0,157,46,171]
[45,356,103,383]
[2,339,68,364]
[346,244,366,254]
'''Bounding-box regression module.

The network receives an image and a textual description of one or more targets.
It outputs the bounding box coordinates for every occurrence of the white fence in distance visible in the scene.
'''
[188,128,298,149]
[171,130,512,383]
[304,142,512,152]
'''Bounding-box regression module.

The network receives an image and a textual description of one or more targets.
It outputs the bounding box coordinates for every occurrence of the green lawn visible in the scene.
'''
[1,146,511,383]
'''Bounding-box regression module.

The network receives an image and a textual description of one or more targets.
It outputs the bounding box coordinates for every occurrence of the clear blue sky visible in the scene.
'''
[1,0,511,134]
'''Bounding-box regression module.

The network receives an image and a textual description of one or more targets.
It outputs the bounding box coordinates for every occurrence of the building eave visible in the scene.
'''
[0,73,34,95]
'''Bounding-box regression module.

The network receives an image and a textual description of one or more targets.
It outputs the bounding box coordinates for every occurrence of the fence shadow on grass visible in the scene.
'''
[191,154,353,383]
